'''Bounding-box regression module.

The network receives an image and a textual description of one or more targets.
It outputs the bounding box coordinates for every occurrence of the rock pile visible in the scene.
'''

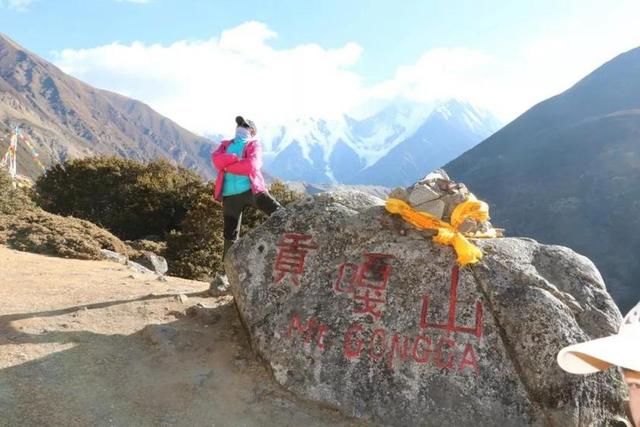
[226,185,626,426]
[389,169,501,236]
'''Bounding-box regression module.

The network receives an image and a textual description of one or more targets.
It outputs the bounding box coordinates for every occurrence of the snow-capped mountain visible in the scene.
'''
[346,98,436,167]
[351,100,503,186]
[216,99,502,187]
[259,116,362,183]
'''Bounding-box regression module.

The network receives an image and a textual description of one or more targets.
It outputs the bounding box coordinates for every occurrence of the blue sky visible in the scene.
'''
[1,0,639,134]
[0,0,591,82]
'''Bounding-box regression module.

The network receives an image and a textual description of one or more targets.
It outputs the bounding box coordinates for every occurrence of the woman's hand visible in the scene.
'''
[212,151,240,171]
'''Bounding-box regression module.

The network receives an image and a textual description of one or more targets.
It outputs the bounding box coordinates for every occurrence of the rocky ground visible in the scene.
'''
[0,245,362,427]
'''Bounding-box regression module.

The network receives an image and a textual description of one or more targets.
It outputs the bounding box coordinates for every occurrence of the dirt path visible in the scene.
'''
[0,246,362,427]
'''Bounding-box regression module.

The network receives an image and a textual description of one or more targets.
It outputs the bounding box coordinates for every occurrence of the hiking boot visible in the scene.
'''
[208,273,231,297]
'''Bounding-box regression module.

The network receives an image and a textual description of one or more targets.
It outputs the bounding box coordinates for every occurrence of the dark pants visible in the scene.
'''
[222,190,282,261]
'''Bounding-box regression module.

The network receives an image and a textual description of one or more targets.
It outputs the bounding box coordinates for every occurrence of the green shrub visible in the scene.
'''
[125,239,167,257]
[0,170,36,215]
[165,192,224,281]
[32,155,303,280]
[1,168,128,260]
[35,157,208,240]
[0,208,128,259]
[166,181,302,281]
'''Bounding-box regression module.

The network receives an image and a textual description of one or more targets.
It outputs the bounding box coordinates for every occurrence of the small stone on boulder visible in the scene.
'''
[388,187,409,202]
[414,199,445,219]
[407,185,441,206]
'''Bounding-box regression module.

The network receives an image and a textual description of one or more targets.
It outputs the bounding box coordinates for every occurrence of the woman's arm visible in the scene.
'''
[224,141,262,176]
[211,141,239,171]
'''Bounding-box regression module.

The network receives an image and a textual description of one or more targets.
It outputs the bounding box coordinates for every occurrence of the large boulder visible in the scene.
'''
[226,191,626,426]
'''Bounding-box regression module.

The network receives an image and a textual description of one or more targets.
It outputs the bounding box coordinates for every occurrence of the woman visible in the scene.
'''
[210,115,282,294]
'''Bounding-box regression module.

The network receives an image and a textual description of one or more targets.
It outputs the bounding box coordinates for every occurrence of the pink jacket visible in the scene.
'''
[211,139,268,202]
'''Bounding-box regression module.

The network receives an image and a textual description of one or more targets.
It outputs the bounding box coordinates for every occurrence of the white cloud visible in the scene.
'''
[382,0,640,121]
[52,3,640,134]
[365,48,494,105]
[53,21,365,134]
[2,0,35,11]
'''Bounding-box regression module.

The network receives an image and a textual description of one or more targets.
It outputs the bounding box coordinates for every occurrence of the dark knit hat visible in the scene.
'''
[235,116,257,133]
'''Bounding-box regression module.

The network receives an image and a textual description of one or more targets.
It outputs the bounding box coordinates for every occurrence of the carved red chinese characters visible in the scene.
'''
[273,233,318,286]
[334,253,394,320]
[420,265,483,338]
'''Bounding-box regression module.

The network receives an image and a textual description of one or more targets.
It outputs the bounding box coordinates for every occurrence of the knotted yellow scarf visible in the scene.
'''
[385,196,494,266]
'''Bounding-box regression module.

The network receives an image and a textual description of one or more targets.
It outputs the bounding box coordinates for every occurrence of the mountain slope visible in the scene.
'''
[0,33,214,180]
[345,99,436,167]
[352,100,500,186]
[261,117,363,184]
[261,100,501,185]
[446,46,640,312]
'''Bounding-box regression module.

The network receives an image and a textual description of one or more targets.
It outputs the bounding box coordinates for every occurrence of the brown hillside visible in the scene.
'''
[0,33,215,180]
